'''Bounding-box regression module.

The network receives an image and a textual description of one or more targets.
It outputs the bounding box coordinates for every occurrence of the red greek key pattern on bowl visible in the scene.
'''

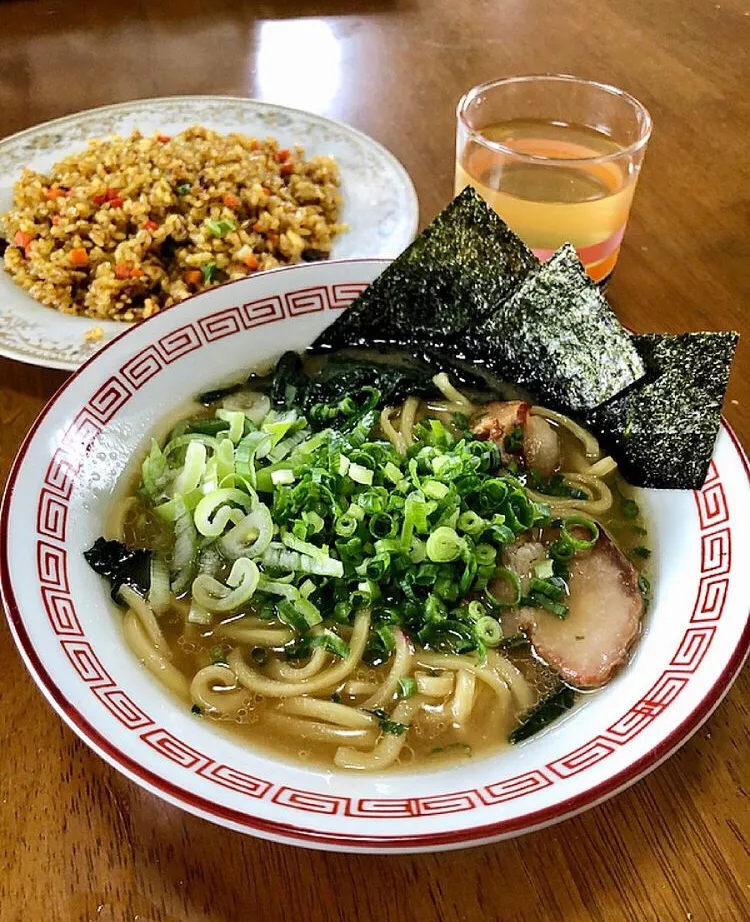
[700,528,731,575]
[93,687,154,730]
[691,576,729,623]
[61,640,112,686]
[547,737,617,779]
[87,377,133,423]
[43,448,80,499]
[24,289,733,826]
[37,489,68,541]
[156,324,203,361]
[272,787,349,815]
[41,587,82,636]
[330,282,368,308]
[480,770,553,804]
[285,286,328,316]
[64,409,104,458]
[670,625,717,672]
[140,728,212,770]
[241,296,285,328]
[696,481,729,529]
[121,346,165,390]
[198,308,243,342]
[37,541,69,590]
[606,705,659,744]
[196,764,273,799]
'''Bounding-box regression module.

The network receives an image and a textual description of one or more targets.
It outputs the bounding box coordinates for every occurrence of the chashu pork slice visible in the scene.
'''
[502,531,644,689]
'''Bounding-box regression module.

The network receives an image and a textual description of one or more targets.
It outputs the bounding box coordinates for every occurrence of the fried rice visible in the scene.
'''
[0,126,345,321]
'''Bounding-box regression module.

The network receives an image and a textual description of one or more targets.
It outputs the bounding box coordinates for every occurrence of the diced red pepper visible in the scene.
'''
[105,188,119,201]
[108,197,124,209]
[114,264,132,279]
[93,194,107,206]
[13,230,33,249]
[275,148,290,163]
[249,140,259,151]
[223,193,240,209]
[131,266,144,278]
[157,134,171,143]
[143,219,159,231]
[280,162,295,177]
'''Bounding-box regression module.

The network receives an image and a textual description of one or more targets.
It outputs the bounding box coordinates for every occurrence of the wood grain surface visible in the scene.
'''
[0,1,748,919]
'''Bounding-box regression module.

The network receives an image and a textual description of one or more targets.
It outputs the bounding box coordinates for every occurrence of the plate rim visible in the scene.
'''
[1,259,748,852]
[0,95,419,372]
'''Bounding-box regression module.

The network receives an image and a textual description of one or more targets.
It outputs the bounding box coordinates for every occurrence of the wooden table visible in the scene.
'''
[0,0,748,919]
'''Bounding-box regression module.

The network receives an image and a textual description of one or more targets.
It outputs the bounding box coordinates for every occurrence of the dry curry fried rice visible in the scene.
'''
[0,126,346,321]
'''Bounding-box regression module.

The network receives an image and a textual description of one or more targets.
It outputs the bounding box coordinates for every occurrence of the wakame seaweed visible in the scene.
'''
[84,537,151,602]
[584,331,739,489]
[312,187,538,353]
[463,244,645,412]
[509,685,577,743]
[264,351,438,425]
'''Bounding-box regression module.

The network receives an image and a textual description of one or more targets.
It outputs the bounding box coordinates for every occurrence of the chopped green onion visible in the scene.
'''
[561,515,600,550]
[271,469,295,485]
[475,615,502,646]
[533,558,555,579]
[425,526,463,563]
[487,567,521,607]
[348,462,373,485]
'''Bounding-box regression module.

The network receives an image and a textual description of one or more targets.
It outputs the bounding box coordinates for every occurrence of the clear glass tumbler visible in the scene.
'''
[455,74,652,284]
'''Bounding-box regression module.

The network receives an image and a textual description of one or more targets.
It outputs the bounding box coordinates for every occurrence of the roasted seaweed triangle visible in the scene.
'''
[464,243,646,411]
[584,332,739,489]
[312,186,539,352]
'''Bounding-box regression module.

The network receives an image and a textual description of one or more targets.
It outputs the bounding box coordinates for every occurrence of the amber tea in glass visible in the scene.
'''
[455,75,652,284]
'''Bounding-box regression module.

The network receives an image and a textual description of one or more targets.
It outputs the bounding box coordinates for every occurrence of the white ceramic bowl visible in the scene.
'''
[2,259,748,853]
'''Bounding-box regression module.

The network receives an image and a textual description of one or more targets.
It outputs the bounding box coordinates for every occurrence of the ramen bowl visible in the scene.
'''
[1,259,748,853]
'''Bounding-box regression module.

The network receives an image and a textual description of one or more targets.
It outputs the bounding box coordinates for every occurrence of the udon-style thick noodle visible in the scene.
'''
[94,351,651,771]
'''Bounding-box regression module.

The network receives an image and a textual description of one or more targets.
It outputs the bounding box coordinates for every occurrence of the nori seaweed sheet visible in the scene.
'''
[463,243,646,411]
[312,187,538,353]
[584,331,739,489]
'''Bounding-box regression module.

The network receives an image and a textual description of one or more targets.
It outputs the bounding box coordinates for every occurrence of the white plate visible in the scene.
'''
[0,96,418,371]
[1,259,748,853]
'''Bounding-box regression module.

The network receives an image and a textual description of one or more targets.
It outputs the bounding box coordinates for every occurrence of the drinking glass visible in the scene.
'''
[455,74,652,284]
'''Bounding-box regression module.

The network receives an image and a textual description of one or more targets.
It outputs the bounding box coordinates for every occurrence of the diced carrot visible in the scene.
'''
[46,187,66,200]
[143,219,159,231]
[131,266,144,278]
[114,264,132,279]
[223,193,240,209]
[268,232,279,246]
[252,221,262,233]
[275,148,290,163]
[242,253,258,270]
[157,134,171,143]
[13,231,33,249]
[184,269,202,286]
[108,197,124,209]
[280,162,295,176]
[93,194,107,206]
[249,139,258,151]
[261,186,270,196]
[105,188,119,201]
[70,248,89,267]
[51,216,60,226]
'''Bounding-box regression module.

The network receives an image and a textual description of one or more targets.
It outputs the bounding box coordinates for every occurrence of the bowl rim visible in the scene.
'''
[1,259,749,850]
